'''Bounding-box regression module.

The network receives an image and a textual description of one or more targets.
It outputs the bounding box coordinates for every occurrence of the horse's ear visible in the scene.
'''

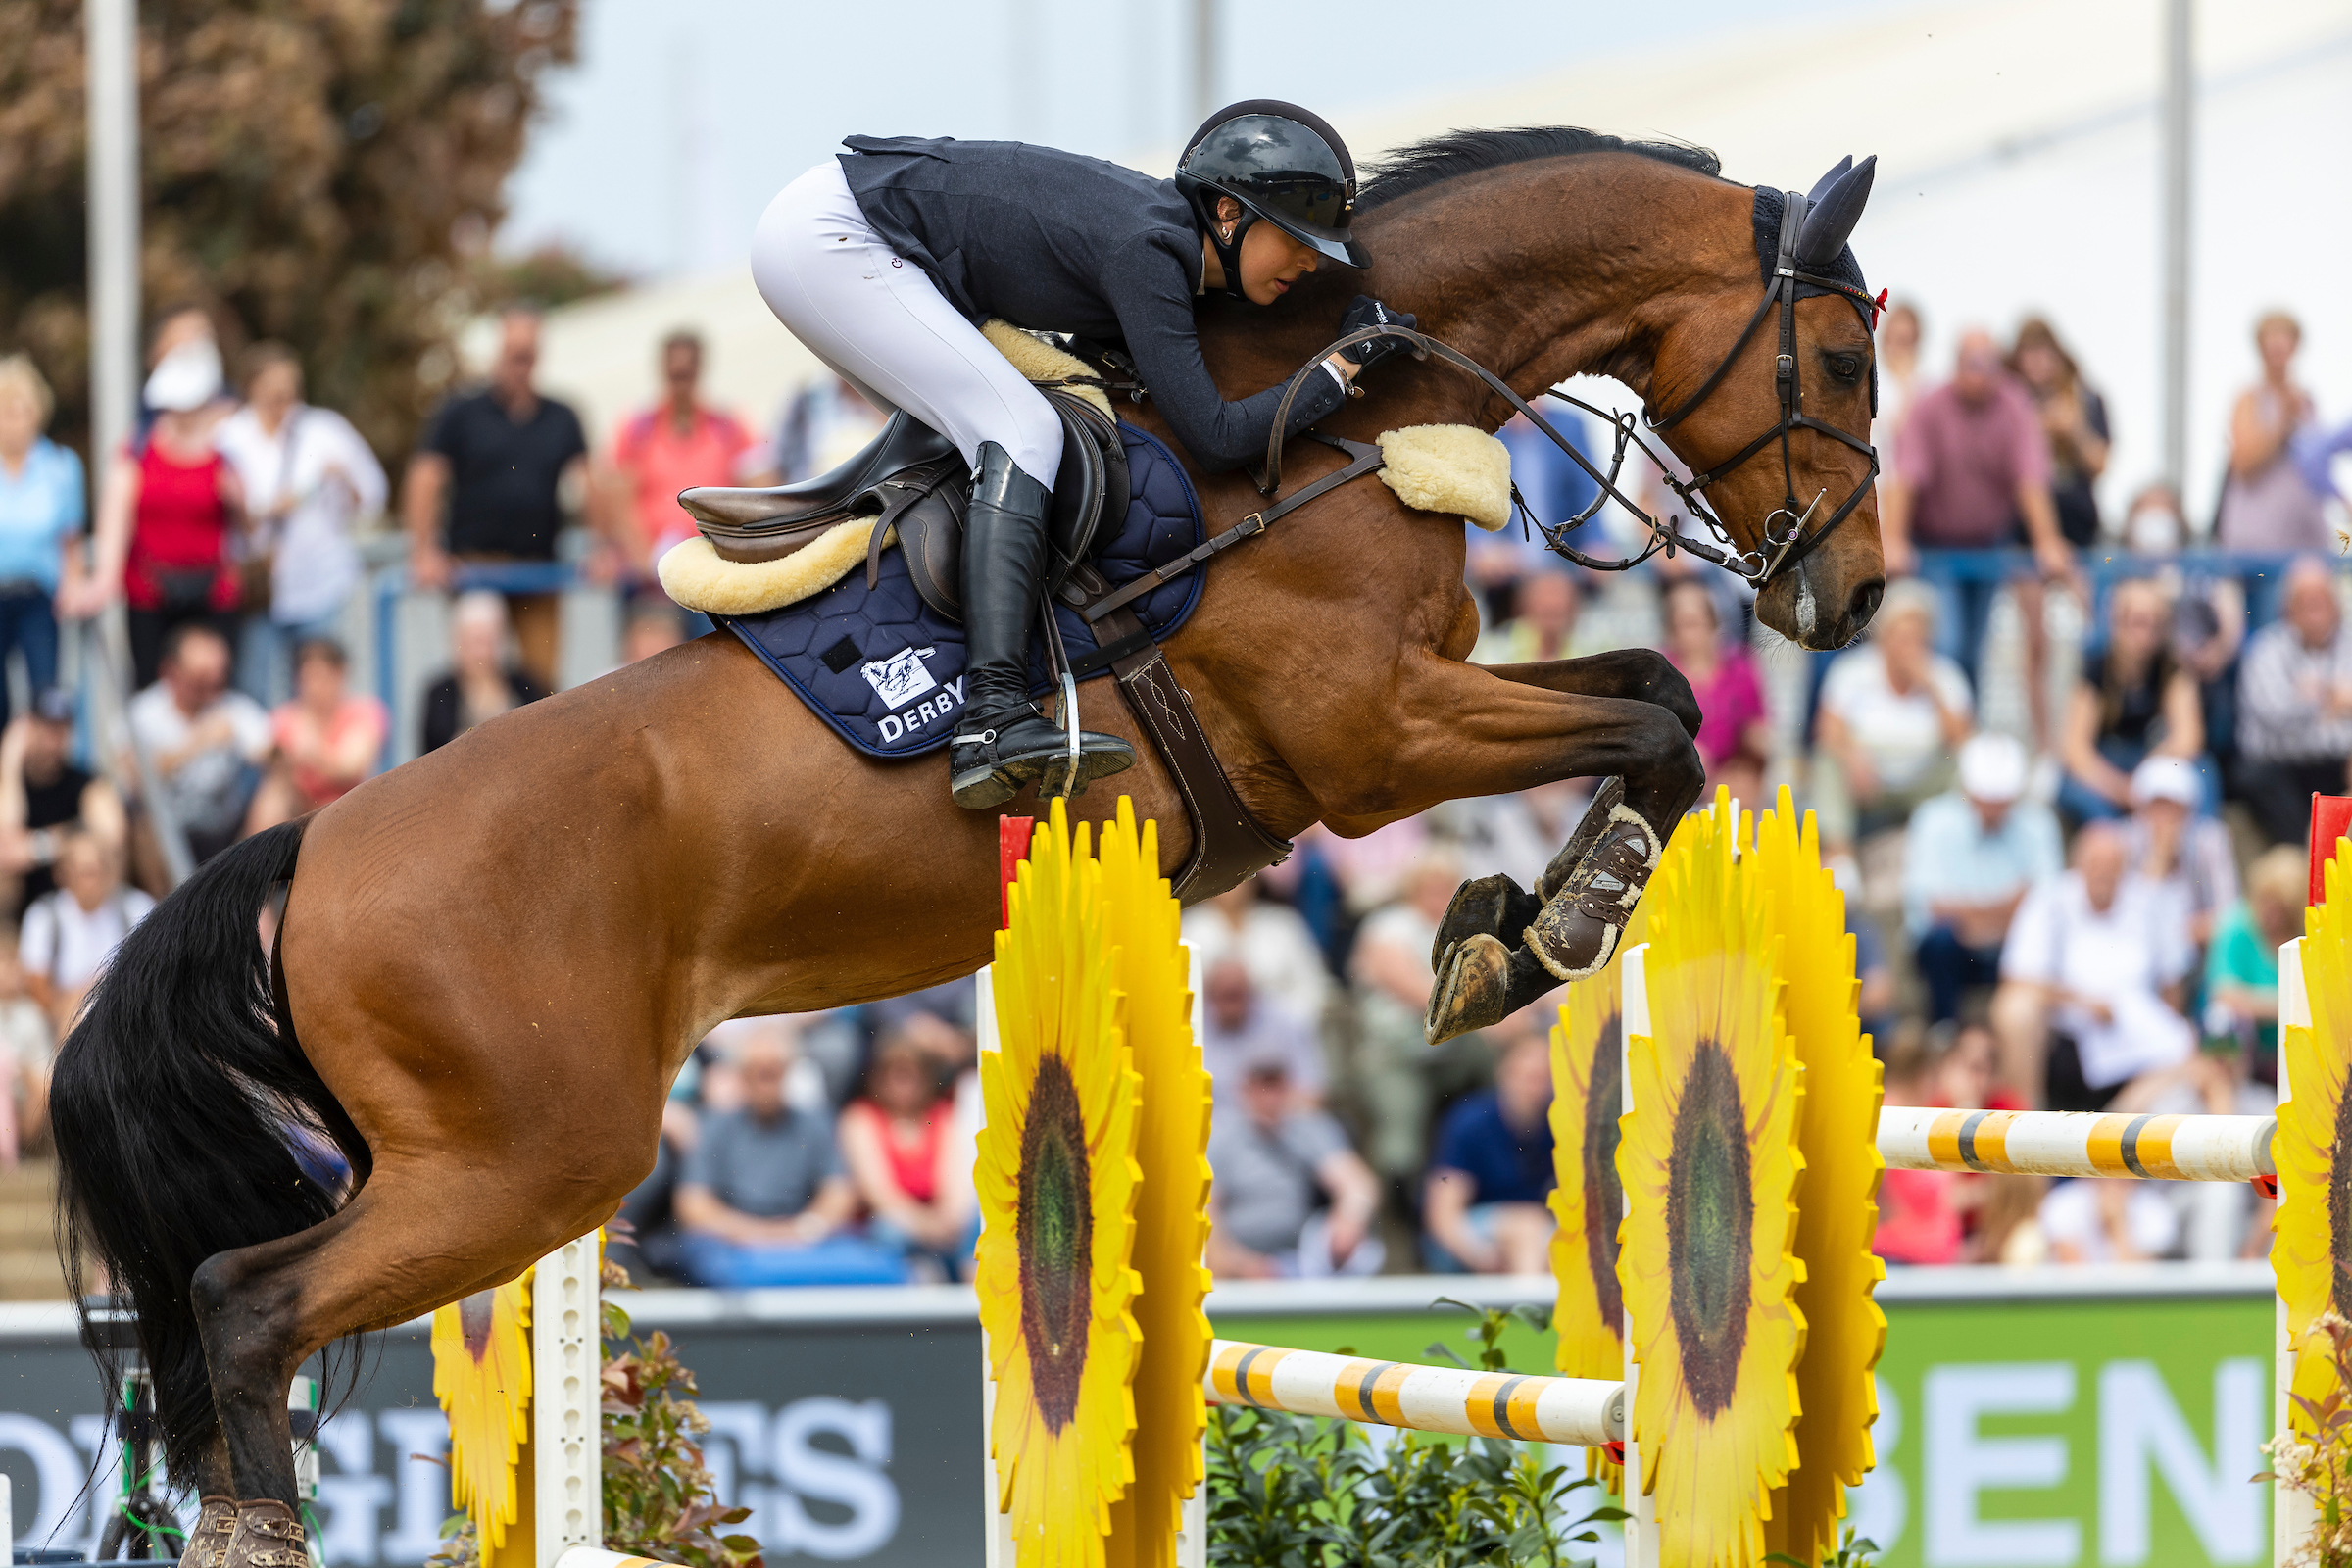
[1797,154,1876,266]
[1804,155,1853,212]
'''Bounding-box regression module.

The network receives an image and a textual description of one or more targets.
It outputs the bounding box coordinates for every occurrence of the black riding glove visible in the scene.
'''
[1339,295,1417,370]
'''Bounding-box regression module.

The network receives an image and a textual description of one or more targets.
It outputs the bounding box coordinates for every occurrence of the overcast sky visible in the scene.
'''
[502,0,1909,279]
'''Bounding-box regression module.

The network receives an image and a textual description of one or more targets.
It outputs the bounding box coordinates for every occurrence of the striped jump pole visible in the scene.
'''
[1203,1339,1627,1448]
[1875,1106,2276,1182]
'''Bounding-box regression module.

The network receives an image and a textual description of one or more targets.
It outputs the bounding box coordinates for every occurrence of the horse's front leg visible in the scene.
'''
[1308,653,1705,1044]
[1486,647,1704,742]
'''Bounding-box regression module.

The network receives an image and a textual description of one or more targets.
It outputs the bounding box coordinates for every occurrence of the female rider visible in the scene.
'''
[748,100,1413,808]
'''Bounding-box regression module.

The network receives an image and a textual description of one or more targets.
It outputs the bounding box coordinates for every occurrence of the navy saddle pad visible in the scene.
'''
[721,423,1205,760]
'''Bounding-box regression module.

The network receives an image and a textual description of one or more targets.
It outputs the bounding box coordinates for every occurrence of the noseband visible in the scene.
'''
[1254,187,1882,590]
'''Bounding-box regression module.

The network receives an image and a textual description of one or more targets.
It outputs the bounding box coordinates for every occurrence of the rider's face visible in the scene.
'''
[1211,196,1321,306]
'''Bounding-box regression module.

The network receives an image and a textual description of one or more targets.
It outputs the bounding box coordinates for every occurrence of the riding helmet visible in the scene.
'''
[1176,99,1371,298]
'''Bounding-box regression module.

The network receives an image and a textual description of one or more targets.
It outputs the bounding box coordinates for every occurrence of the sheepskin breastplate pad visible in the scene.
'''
[719,422,1204,760]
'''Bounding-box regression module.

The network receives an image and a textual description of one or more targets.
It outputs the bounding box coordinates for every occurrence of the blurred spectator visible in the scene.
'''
[245,639,387,831]
[622,600,689,665]
[1879,327,2075,716]
[0,935,50,1161]
[1471,569,1586,665]
[132,306,234,441]
[2217,312,2328,555]
[81,337,247,688]
[1992,822,2223,1114]
[20,829,151,1037]
[2234,556,2352,847]
[1902,733,2062,1024]
[1423,1026,1555,1275]
[2121,756,2235,948]
[773,375,887,483]
[2057,577,2202,824]
[2205,844,2305,1082]
[2008,318,2109,547]
[600,330,768,584]
[0,693,126,918]
[404,308,593,691]
[421,591,550,754]
[1873,300,1924,455]
[1467,408,1597,623]
[1809,579,1973,857]
[1851,909,1898,1050]
[1349,851,1460,1179]
[1200,957,1325,1106]
[675,1023,902,1287]
[1182,874,1331,1027]
[1661,577,1768,802]
[215,343,387,706]
[125,624,270,865]
[1205,1053,1383,1279]
[2039,1179,2179,1264]
[2123,483,2246,766]
[0,357,82,724]
[837,1032,976,1281]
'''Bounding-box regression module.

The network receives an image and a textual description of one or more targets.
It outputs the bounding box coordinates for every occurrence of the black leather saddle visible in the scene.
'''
[677,391,1127,623]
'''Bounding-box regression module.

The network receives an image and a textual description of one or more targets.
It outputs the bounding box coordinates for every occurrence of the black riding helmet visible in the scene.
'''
[1175,99,1371,302]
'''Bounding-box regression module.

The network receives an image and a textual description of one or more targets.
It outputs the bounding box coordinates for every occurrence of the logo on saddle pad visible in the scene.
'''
[861,646,939,710]
[862,646,967,746]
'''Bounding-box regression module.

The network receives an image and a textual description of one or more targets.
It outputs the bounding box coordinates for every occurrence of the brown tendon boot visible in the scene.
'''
[180,1496,238,1568]
[220,1499,310,1568]
[1536,775,1627,904]
[1524,803,1663,982]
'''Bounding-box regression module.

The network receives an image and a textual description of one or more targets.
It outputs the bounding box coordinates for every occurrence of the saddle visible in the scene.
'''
[679,391,1129,622]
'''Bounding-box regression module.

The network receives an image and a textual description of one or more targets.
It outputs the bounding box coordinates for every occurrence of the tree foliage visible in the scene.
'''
[0,0,584,461]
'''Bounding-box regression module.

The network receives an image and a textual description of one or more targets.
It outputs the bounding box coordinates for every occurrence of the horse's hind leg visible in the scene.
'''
[188,1161,619,1514]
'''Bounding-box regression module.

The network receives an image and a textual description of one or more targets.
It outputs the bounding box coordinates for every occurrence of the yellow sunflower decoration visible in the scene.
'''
[1619,795,1807,1568]
[977,798,1146,1568]
[1097,800,1212,1568]
[431,1272,533,1568]
[2278,837,2352,1421]
[1752,791,1886,1564]
[1550,895,1649,1494]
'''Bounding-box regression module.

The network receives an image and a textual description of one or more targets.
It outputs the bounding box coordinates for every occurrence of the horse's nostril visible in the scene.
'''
[1846,579,1885,636]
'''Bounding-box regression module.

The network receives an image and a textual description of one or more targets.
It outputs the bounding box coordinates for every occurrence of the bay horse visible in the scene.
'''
[52,126,1885,1523]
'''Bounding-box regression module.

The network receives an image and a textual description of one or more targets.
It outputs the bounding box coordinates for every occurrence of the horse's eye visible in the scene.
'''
[1826,353,1862,382]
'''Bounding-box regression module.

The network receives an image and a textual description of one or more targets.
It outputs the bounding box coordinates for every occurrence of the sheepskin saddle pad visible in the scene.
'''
[718,419,1207,760]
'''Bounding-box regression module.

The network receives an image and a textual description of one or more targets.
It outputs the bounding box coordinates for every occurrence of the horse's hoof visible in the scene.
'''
[1429,872,1545,972]
[1527,805,1661,982]
[1538,775,1627,903]
[1427,932,1516,1045]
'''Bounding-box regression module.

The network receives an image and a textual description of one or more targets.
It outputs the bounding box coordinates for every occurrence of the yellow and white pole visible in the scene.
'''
[1202,1341,1625,1447]
[1875,1107,2274,1181]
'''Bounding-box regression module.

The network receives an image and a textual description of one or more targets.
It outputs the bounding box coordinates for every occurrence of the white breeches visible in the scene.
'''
[750,161,1064,484]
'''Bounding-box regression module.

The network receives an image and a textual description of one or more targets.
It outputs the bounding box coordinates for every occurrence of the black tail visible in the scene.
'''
[52,818,368,1484]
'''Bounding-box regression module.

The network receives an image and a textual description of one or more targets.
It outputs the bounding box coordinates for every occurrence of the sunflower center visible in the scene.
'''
[1582,1012,1626,1337]
[1017,1053,1093,1432]
[1664,1039,1753,1419]
[2329,1071,2352,1319]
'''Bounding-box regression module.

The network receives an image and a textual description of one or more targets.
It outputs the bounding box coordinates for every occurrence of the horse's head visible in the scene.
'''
[1645,157,1886,650]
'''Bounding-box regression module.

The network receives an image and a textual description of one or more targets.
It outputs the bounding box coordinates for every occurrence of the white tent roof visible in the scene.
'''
[539,0,2352,516]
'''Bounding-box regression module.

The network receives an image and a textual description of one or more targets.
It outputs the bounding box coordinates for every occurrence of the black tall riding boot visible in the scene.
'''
[948,442,1135,809]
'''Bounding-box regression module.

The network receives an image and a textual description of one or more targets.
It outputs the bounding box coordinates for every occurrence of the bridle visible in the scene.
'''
[1249,186,1885,591]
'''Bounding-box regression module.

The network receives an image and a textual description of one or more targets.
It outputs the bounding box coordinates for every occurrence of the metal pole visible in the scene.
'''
[85,0,139,473]
[2159,0,2192,491]
[1192,0,1216,127]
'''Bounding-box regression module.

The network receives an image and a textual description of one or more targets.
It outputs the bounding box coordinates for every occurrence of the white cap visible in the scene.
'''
[2131,754,2201,808]
[142,340,222,414]
[1957,732,2027,804]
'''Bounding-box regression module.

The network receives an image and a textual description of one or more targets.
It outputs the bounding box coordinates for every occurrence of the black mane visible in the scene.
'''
[1356,126,1724,210]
